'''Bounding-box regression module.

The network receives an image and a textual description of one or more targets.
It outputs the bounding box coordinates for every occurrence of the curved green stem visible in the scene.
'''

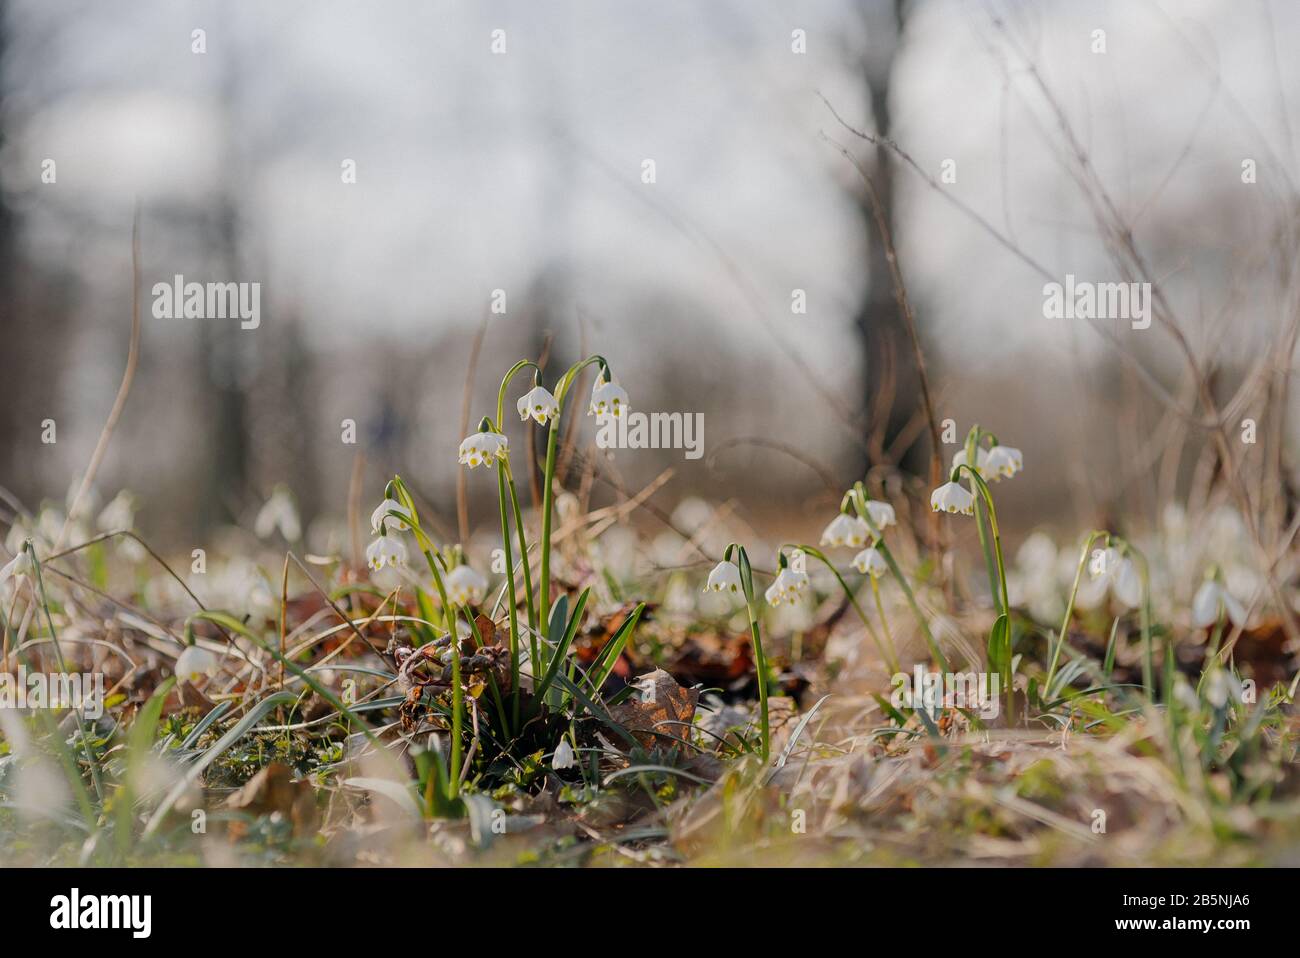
[787,542,897,675]
[870,576,899,676]
[539,353,609,629]
[849,485,948,672]
[963,428,1002,615]
[495,360,542,431]
[24,542,105,809]
[539,422,561,629]
[405,523,464,798]
[953,465,1012,719]
[731,544,769,763]
[952,466,1010,613]
[495,465,521,730]
[499,462,535,639]
[1123,543,1156,700]
[1044,530,1108,695]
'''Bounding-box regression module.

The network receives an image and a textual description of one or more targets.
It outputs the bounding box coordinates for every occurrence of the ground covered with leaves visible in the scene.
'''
[2,457,1298,867]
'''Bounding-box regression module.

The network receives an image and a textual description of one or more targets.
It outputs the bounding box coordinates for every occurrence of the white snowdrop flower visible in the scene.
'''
[1173,676,1200,712]
[1205,669,1231,710]
[254,486,301,541]
[952,447,987,477]
[366,535,408,572]
[765,567,809,607]
[851,547,888,578]
[370,498,412,533]
[458,431,508,468]
[863,500,896,532]
[820,513,870,549]
[445,564,487,606]
[982,446,1023,482]
[517,384,560,426]
[930,482,975,515]
[0,552,32,586]
[1112,558,1142,609]
[1090,546,1121,580]
[704,560,743,594]
[1191,580,1248,630]
[588,377,629,418]
[551,737,577,770]
[97,491,135,533]
[174,645,219,684]
[1087,546,1140,609]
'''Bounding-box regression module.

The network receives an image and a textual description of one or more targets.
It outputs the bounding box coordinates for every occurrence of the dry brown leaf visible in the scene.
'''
[609,668,699,750]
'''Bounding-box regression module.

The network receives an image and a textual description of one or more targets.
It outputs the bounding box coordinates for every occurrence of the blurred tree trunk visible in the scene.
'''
[853,0,919,475]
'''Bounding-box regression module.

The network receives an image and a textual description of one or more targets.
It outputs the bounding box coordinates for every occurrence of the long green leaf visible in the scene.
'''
[548,672,637,747]
[584,603,645,694]
[534,588,590,705]
[142,691,297,838]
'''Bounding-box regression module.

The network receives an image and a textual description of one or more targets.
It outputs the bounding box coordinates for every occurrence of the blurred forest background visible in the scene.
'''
[1,0,1297,556]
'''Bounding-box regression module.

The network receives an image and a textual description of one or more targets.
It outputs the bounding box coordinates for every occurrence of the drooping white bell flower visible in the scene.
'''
[254,486,301,541]
[551,736,577,770]
[366,535,408,571]
[764,567,810,607]
[983,446,1023,482]
[588,376,629,418]
[1112,558,1142,609]
[517,385,560,426]
[97,491,136,533]
[819,513,871,549]
[1088,546,1141,609]
[930,482,975,515]
[445,564,488,606]
[851,547,889,579]
[174,644,219,684]
[1204,669,1234,709]
[1191,580,1248,629]
[0,552,32,586]
[458,431,509,468]
[952,447,988,477]
[370,498,412,533]
[863,500,896,532]
[704,560,743,594]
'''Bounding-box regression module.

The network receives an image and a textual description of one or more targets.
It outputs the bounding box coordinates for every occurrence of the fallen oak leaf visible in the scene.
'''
[609,668,699,751]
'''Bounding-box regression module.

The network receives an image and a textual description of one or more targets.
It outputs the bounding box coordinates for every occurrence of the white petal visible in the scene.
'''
[1222,593,1249,630]
[865,500,896,530]
[1112,560,1142,609]
[552,737,576,769]
[1191,581,1221,628]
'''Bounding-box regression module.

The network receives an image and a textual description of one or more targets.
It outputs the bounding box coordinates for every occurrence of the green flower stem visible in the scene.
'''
[1197,612,1226,697]
[538,420,561,632]
[406,524,464,798]
[734,545,770,763]
[788,542,897,676]
[1123,542,1156,700]
[500,459,536,636]
[1044,530,1108,695]
[495,465,522,730]
[24,542,105,812]
[538,354,608,632]
[494,362,542,631]
[953,465,1012,718]
[870,576,900,675]
[850,484,948,672]
[964,427,1002,615]
[494,359,542,429]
